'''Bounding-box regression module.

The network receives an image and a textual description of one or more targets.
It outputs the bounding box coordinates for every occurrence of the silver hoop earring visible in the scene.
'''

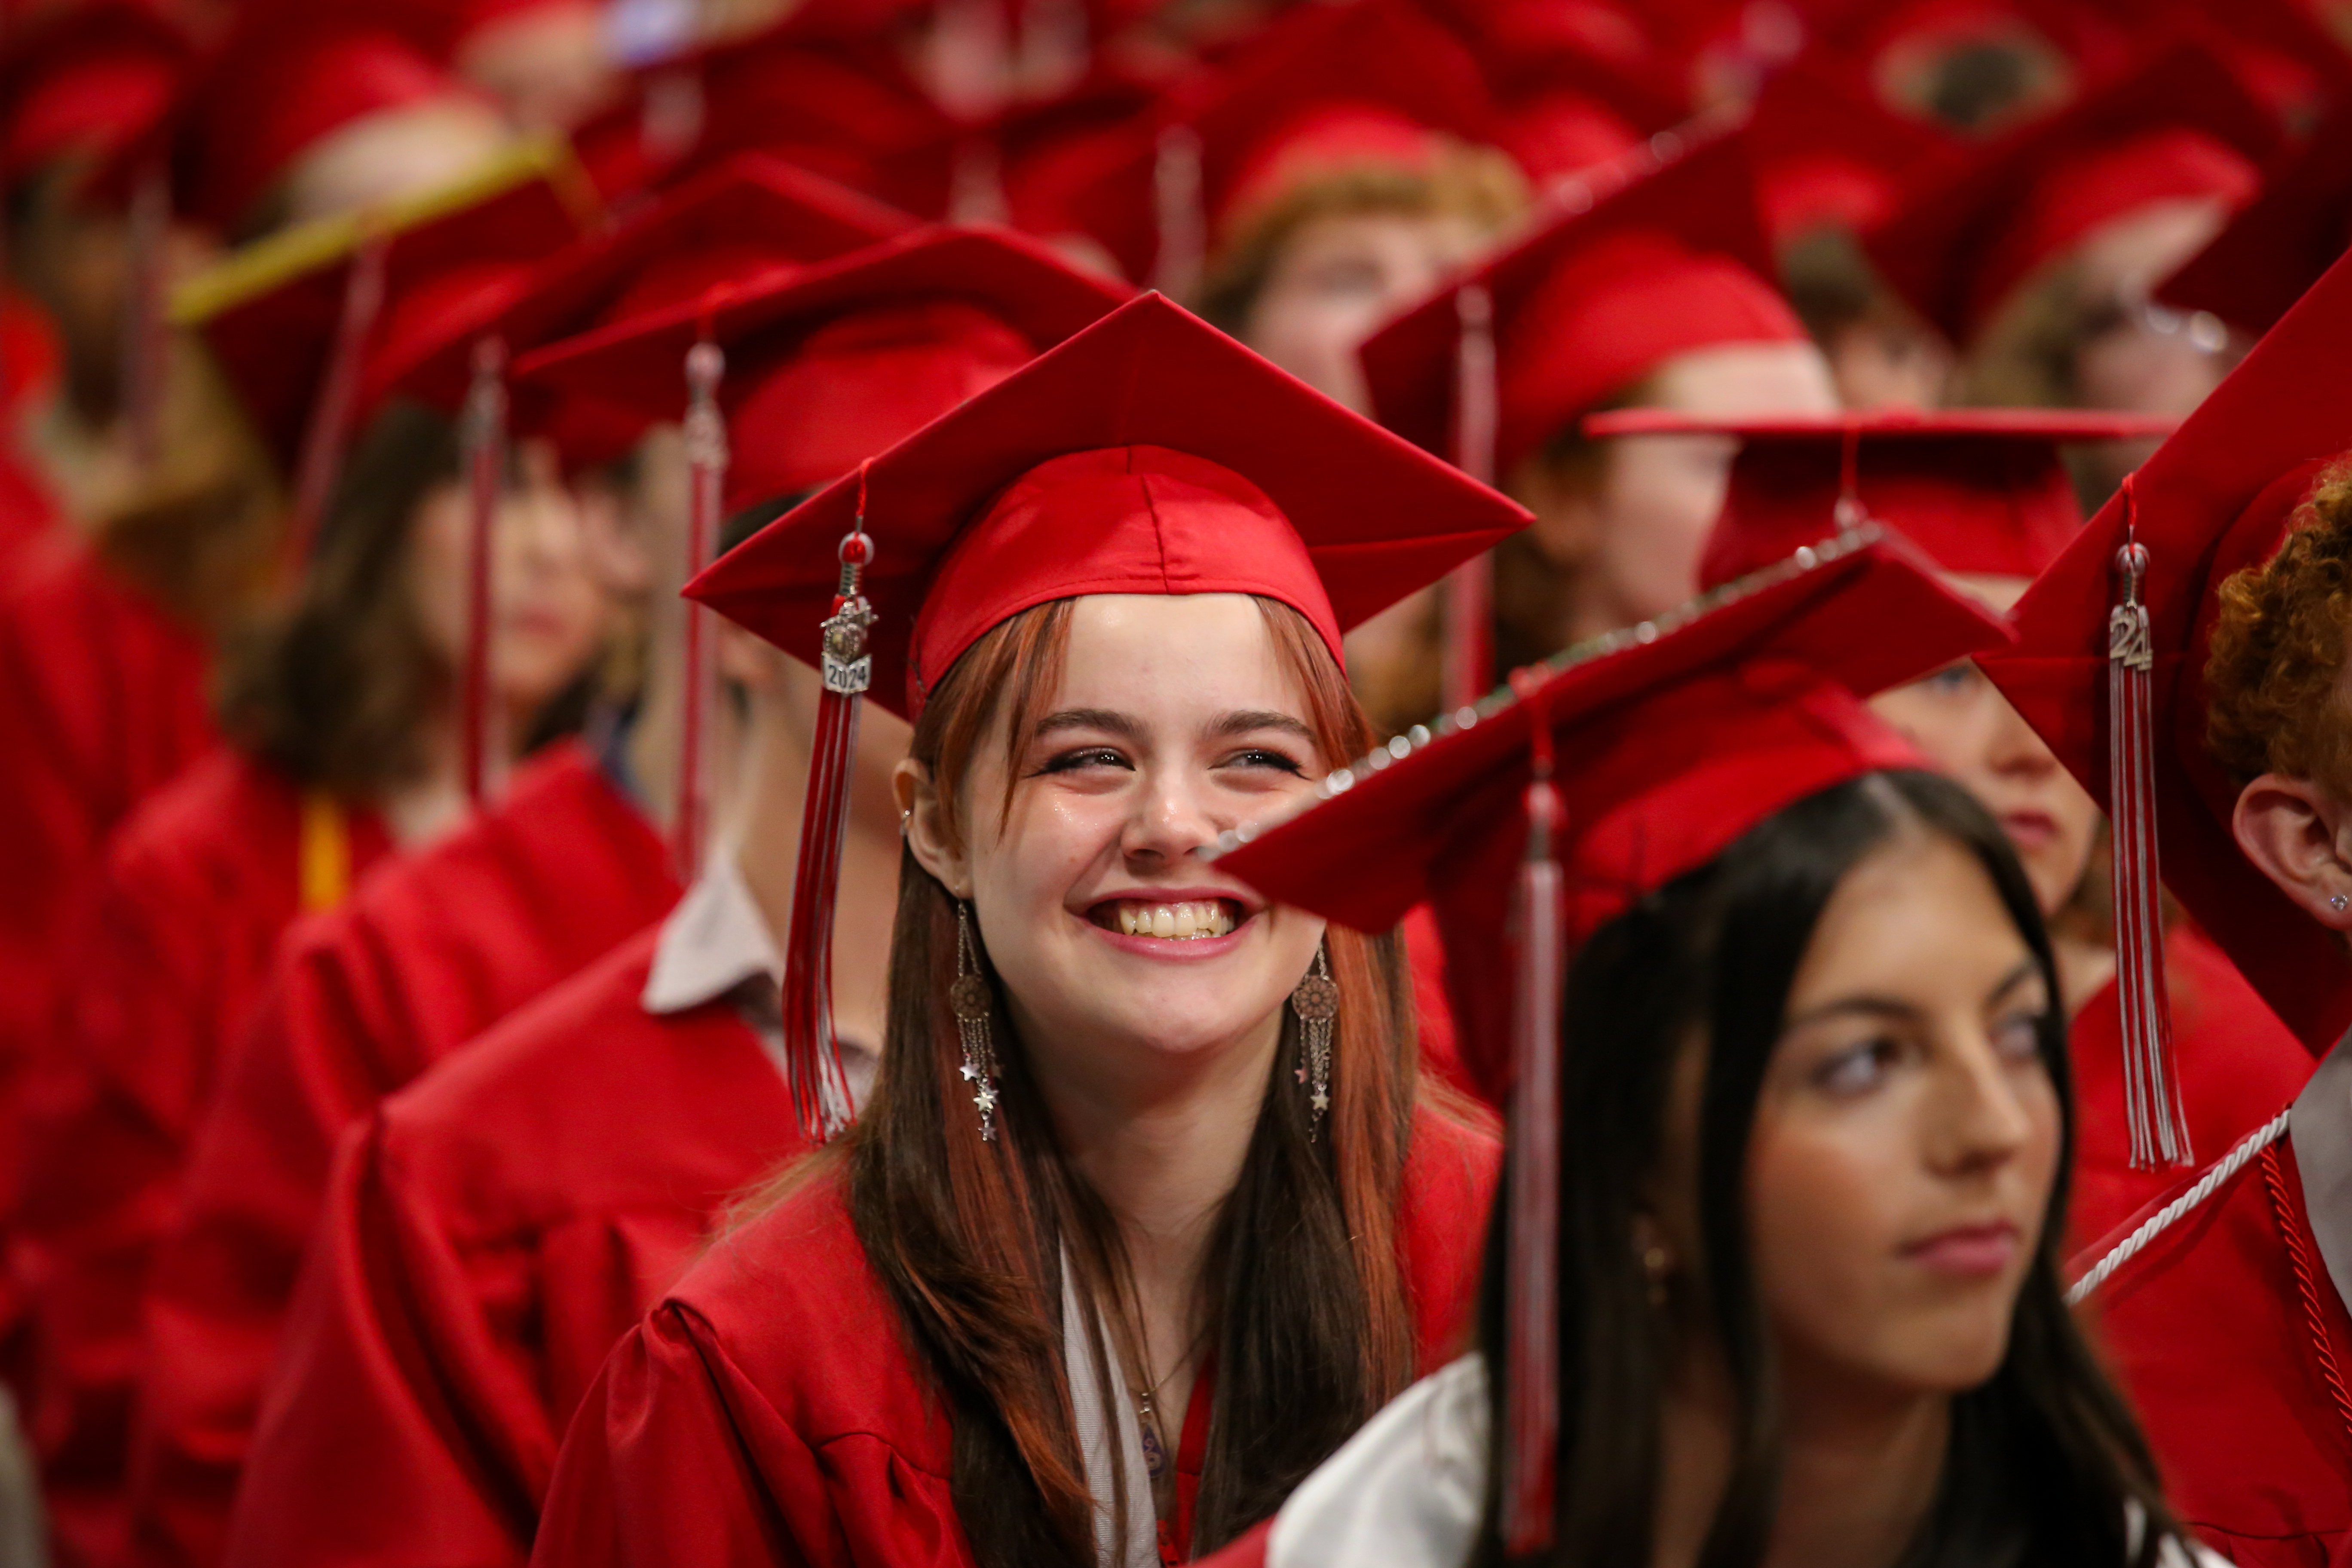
[1290,946,1338,1137]
[951,903,1000,1141]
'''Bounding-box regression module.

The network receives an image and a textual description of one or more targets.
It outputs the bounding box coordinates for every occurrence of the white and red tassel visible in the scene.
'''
[458,335,507,806]
[2107,478,2190,1170]
[674,333,727,884]
[1501,675,1564,1554]
[1151,123,1205,302]
[776,466,877,1142]
[284,233,389,567]
[1442,283,1498,716]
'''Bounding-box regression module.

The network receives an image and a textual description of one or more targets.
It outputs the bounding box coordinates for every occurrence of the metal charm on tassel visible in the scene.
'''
[2106,490,2190,1170]
[1442,283,1498,716]
[776,466,878,1142]
[673,334,727,883]
[1501,674,1565,1555]
[458,335,507,807]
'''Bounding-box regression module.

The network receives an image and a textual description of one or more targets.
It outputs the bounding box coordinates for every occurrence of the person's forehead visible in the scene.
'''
[1054,593,1307,710]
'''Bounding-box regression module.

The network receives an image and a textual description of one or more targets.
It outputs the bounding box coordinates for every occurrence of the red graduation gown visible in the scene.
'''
[527,1109,1501,1568]
[2067,926,2316,1250]
[123,743,677,1568]
[12,749,390,1568]
[224,929,803,1568]
[2080,1132,2352,1565]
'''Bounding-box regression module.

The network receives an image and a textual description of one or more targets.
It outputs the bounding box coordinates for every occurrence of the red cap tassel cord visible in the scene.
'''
[2107,475,2191,1169]
[459,335,508,806]
[1442,283,1499,716]
[1152,124,1206,301]
[1501,670,1565,1555]
[673,326,727,884]
[119,164,172,473]
[283,232,389,568]
[775,462,877,1141]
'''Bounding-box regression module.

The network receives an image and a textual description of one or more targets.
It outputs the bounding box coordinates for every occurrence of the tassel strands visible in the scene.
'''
[458,335,508,806]
[777,463,879,1141]
[1442,283,1498,715]
[119,164,172,473]
[2107,478,2190,1170]
[1501,671,1565,1555]
[673,330,728,882]
[1151,124,1205,302]
[284,232,389,569]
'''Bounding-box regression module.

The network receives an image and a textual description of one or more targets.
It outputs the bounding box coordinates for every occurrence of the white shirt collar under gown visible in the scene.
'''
[1256,1354,2229,1568]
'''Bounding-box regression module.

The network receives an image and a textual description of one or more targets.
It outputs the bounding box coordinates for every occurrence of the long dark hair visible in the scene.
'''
[840,595,1430,1565]
[1476,769,2179,1568]
[217,398,592,796]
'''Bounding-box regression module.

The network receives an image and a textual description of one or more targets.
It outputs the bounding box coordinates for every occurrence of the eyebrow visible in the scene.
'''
[1781,956,2047,1031]
[1030,708,1316,744]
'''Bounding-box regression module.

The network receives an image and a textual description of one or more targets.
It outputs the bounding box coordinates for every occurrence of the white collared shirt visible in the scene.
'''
[640,853,879,1108]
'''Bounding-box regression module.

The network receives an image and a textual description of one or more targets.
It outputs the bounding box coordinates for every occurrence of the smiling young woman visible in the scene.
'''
[1202,531,2210,1568]
[523,294,1532,1567]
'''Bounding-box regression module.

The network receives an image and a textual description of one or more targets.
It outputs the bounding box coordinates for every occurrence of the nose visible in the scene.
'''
[1118,764,1222,869]
[1984,688,2059,782]
[1928,1026,2040,1180]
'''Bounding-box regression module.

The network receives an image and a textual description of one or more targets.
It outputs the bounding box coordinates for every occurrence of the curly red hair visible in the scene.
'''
[2205,456,2352,796]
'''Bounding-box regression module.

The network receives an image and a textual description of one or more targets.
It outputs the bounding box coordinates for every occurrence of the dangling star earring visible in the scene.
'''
[951,902,1000,1140]
[1290,945,1338,1137]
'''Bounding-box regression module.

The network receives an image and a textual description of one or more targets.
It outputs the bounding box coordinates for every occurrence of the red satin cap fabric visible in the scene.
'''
[1745,54,1951,245]
[1865,43,2278,344]
[0,0,189,181]
[685,293,1531,719]
[1978,247,2352,1057]
[1578,408,2173,582]
[1360,127,1804,478]
[184,153,594,474]
[514,227,1131,509]
[2161,101,2352,339]
[1213,533,2008,1096]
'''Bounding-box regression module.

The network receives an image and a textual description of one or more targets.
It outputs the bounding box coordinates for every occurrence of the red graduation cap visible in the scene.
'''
[1360,123,1802,484]
[1862,41,2278,346]
[1801,0,2135,116]
[1054,0,1498,289]
[394,152,913,463]
[682,291,1531,1138]
[2158,100,2352,340]
[1978,246,2352,1075]
[0,0,190,182]
[1746,53,1955,246]
[518,225,1133,885]
[1212,523,2008,1553]
[1578,407,2174,582]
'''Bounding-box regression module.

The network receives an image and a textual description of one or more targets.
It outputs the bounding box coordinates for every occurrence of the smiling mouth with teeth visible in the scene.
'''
[1102,899,1240,940]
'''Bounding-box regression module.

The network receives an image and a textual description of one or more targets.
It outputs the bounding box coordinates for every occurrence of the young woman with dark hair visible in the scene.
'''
[526,295,1527,1567]
[1203,534,2208,1568]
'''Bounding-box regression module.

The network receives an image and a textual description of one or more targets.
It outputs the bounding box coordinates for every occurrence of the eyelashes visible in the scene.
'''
[1028,746,1311,779]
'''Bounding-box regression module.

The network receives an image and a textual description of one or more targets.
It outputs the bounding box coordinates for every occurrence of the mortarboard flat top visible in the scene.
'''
[1211,525,2010,1094]
[683,292,1532,720]
[1862,42,2278,345]
[514,225,1135,507]
[173,140,598,472]
[1359,123,1802,478]
[0,0,190,182]
[1585,407,2173,579]
[1978,246,2352,1055]
[2159,101,2352,340]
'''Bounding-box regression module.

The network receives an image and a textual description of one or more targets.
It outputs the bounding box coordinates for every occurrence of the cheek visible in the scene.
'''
[1865,690,1983,777]
[1600,455,1725,610]
[1746,1113,1911,1344]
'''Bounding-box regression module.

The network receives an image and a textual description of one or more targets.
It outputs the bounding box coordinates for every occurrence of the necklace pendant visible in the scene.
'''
[1138,1414,1167,1481]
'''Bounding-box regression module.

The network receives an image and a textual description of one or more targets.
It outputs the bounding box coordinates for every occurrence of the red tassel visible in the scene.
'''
[776,464,877,1141]
[673,329,727,883]
[119,163,171,474]
[1151,124,1204,301]
[1501,669,1564,1555]
[1442,283,1498,716]
[459,335,507,807]
[284,233,390,569]
[2107,479,2190,1169]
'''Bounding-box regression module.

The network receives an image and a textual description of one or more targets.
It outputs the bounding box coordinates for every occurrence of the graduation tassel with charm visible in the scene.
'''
[775,462,878,1142]
[2107,475,2192,1170]
[673,328,726,882]
[458,335,508,806]
[1501,674,1565,1556]
[1442,282,1498,716]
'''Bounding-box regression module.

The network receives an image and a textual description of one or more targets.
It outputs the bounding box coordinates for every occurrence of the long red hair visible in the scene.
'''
[842,594,1427,1562]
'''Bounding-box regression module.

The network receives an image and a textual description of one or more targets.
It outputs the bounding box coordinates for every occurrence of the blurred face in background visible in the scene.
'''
[279,95,514,227]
